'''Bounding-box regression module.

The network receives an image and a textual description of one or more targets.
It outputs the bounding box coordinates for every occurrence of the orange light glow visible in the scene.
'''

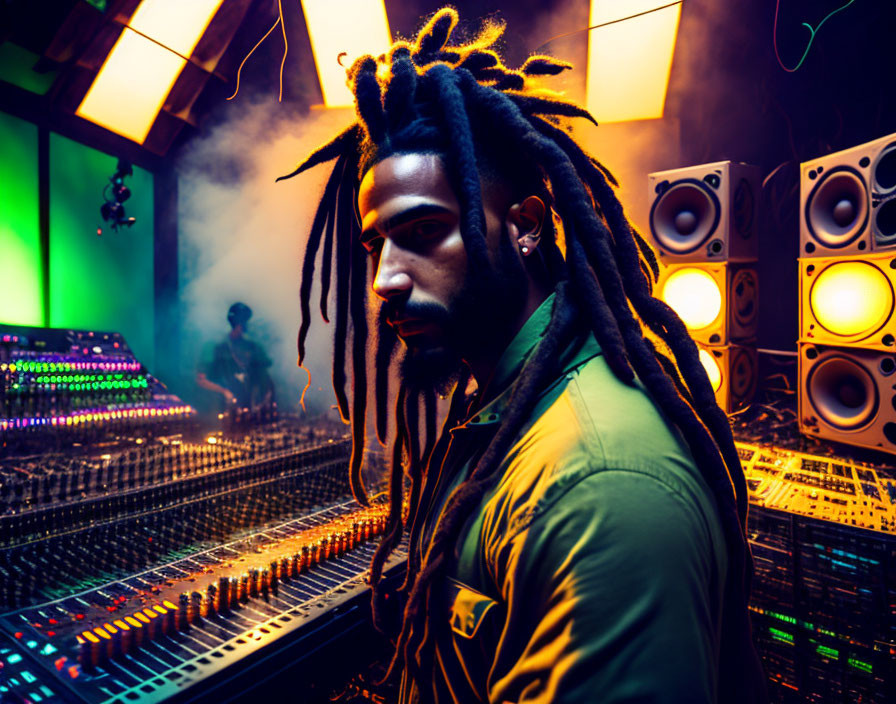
[699,349,723,392]
[809,261,893,337]
[660,268,723,330]
[300,0,391,107]
[586,0,682,123]
[129,0,223,56]
[76,29,185,143]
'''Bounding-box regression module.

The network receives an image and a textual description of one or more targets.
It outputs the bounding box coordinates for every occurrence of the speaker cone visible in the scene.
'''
[872,143,896,195]
[650,179,720,255]
[807,355,879,430]
[805,168,869,249]
[730,347,755,398]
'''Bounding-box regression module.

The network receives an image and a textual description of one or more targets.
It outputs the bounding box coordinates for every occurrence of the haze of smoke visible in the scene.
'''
[177,98,355,417]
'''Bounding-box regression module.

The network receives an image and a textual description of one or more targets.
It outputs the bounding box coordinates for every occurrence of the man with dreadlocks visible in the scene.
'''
[281,9,767,703]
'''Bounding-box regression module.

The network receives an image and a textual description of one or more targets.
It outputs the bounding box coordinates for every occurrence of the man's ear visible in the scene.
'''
[507,196,547,254]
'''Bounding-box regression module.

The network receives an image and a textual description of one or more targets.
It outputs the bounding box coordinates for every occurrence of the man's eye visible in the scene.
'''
[411,221,444,239]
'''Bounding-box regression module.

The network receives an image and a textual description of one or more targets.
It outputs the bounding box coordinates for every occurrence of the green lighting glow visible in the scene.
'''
[0,111,43,325]
[769,627,794,644]
[848,657,872,674]
[816,645,838,659]
[48,133,154,371]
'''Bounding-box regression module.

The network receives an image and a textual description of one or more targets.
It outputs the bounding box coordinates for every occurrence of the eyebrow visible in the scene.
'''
[361,203,453,241]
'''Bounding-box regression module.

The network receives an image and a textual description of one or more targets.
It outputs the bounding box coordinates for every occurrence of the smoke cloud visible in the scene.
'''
[176,99,354,417]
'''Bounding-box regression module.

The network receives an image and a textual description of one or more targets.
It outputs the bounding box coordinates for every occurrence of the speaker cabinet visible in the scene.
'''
[800,131,896,257]
[699,344,757,414]
[648,161,760,262]
[798,343,896,454]
[656,262,758,345]
[799,252,896,351]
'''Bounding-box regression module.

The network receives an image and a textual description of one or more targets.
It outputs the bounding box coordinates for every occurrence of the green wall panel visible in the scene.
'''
[0,111,43,326]
[49,133,155,371]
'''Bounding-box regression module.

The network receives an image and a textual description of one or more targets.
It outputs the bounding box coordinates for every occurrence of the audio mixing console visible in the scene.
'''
[0,501,402,704]
[736,441,896,703]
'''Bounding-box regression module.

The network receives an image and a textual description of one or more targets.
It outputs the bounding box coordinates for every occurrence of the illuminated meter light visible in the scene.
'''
[76,0,223,143]
[586,0,682,123]
[660,267,723,330]
[698,348,722,393]
[809,261,893,337]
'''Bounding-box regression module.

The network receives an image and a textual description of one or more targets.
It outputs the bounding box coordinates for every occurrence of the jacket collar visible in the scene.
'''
[451,293,602,433]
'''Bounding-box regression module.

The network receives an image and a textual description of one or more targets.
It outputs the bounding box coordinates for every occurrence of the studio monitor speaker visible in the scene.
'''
[800,131,896,257]
[798,343,896,454]
[648,161,760,262]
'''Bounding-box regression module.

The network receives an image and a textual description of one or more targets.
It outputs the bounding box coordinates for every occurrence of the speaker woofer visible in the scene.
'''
[872,143,896,195]
[730,347,755,398]
[807,355,879,430]
[805,168,869,249]
[650,179,721,255]
[698,349,723,392]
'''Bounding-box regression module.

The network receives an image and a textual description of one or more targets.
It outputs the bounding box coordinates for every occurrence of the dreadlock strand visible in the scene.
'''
[510,94,598,125]
[348,237,371,505]
[370,385,409,631]
[318,190,337,322]
[414,7,458,59]
[520,55,573,76]
[298,154,347,364]
[354,57,387,145]
[384,50,417,131]
[374,308,397,445]
[277,124,360,181]
[426,65,491,272]
[331,164,357,421]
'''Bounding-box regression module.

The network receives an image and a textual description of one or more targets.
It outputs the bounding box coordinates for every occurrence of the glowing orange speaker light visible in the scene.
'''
[801,253,896,350]
[660,268,722,330]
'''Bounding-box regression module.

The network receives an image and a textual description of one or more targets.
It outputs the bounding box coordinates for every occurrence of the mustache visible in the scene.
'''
[380,300,450,327]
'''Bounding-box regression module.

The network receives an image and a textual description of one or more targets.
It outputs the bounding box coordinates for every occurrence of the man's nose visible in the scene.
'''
[372,239,413,301]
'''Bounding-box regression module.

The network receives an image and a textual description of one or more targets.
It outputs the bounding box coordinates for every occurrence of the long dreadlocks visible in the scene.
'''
[280,8,758,699]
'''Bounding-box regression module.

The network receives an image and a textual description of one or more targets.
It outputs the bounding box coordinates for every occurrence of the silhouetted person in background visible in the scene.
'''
[196,302,274,411]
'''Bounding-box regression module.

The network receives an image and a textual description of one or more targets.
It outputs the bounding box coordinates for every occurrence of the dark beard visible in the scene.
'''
[390,230,527,394]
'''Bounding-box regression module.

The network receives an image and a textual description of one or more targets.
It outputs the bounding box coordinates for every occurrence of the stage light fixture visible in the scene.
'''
[586,0,681,123]
[659,267,722,330]
[76,0,223,143]
[301,0,391,107]
[99,159,137,233]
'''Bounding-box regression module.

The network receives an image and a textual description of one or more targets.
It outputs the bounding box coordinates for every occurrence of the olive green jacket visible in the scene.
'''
[403,294,756,703]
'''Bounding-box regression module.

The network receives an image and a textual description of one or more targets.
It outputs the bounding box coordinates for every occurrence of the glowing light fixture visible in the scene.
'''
[76,0,223,143]
[809,261,893,336]
[586,0,682,123]
[698,348,722,392]
[661,268,723,330]
[301,0,391,107]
